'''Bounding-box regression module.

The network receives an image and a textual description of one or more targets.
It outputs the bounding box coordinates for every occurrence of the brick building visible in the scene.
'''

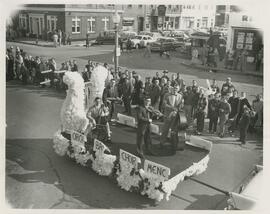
[17,4,124,40]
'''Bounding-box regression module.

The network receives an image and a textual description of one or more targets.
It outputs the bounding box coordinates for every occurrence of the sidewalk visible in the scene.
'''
[180,58,263,78]
[7,38,86,48]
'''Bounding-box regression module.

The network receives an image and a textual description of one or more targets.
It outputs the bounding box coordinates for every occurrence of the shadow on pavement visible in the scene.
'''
[185,193,228,210]
[6,139,156,209]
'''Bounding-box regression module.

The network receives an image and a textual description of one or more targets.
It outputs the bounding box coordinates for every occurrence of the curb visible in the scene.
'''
[180,62,263,78]
[9,40,86,48]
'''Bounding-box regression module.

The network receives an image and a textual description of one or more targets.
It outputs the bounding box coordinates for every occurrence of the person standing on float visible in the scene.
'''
[136,97,155,158]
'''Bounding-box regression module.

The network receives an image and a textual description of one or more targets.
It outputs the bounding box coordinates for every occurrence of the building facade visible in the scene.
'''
[18,4,124,40]
[179,4,216,30]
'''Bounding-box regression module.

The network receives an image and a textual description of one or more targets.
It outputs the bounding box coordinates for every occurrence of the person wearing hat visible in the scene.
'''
[152,72,161,84]
[136,96,156,158]
[162,70,170,82]
[221,77,235,96]
[238,105,251,144]
[217,95,231,138]
[235,92,252,127]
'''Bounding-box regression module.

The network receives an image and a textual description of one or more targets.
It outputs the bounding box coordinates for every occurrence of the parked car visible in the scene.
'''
[95,30,115,45]
[130,35,155,49]
[138,31,162,40]
[120,31,137,40]
[225,165,263,210]
[150,37,182,52]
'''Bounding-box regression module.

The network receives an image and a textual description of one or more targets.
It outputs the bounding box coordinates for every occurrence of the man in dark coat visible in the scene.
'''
[208,93,220,133]
[136,96,155,158]
[238,106,251,144]
[122,77,132,115]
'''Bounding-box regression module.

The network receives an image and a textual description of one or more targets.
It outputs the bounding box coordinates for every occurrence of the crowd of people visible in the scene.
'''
[6,45,263,157]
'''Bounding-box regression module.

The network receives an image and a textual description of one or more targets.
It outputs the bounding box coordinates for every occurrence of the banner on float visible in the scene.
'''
[84,82,92,110]
[93,139,110,154]
[150,123,159,135]
[119,149,141,169]
[144,159,170,180]
[71,130,86,149]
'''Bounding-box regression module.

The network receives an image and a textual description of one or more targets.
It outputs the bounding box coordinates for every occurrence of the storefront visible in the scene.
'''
[231,27,263,62]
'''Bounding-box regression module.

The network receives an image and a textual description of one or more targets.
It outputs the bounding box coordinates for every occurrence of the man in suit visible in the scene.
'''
[136,96,155,158]
[149,79,161,110]
[102,79,120,120]
[122,77,132,115]
[160,85,184,146]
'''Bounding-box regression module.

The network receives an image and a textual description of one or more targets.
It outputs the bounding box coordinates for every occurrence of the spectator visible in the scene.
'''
[210,79,220,94]
[102,79,119,120]
[161,70,170,82]
[122,77,132,115]
[175,72,183,90]
[143,42,151,57]
[251,94,263,129]
[52,31,58,48]
[86,33,90,48]
[235,92,252,126]
[149,79,161,110]
[256,47,263,72]
[15,51,23,80]
[191,80,199,94]
[152,72,161,84]
[132,74,143,105]
[233,49,240,70]
[126,37,132,53]
[195,88,208,135]
[72,60,78,72]
[84,60,93,81]
[144,77,152,96]
[221,77,235,96]
[218,96,231,138]
[201,44,208,66]
[171,74,177,87]
[183,86,194,127]
[67,34,72,45]
[239,48,248,72]
[159,77,170,113]
[238,106,251,145]
[62,31,66,45]
[208,93,220,133]
[228,90,240,133]
[58,29,62,46]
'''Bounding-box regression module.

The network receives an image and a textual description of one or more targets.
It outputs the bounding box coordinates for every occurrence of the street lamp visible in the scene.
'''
[112,11,121,75]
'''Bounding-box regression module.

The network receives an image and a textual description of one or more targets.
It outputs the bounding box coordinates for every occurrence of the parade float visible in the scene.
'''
[53,66,213,201]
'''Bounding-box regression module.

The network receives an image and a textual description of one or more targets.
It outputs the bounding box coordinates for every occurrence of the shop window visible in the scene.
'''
[138,5,143,8]
[128,5,132,8]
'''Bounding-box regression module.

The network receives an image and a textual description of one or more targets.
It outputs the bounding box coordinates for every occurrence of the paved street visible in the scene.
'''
[5,43,263,209]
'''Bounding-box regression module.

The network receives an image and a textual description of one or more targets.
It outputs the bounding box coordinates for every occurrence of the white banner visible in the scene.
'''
[144,159,170,180]
[93,139,110,153]
[71,130,86,146]
[117,113,136,127]
[119,149,141,169]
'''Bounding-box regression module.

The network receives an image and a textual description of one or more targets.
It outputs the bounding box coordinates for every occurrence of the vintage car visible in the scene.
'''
[138,31,163,40]
[225,165,263,210]
[130,35,155,49]
[150,37,183,52]
[95,30,116,45]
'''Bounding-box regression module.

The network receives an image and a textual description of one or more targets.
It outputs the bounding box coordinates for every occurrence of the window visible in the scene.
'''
[138,5,143,8]
[197,19,200,27]
[87,17,96,33]
[128,5,132,8]
[242,15,248,21]
[102,17,109,31]
[47,15,57,32]
[19,14,27,29]
[150,5,153,8]
[168,5,171,9]
[72,16,81,33]
[202,17,208,28]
